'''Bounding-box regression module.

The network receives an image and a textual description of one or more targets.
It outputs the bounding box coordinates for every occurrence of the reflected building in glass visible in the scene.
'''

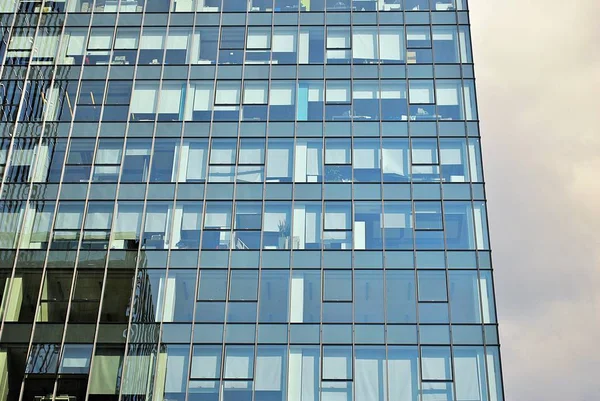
[0,0,505,399]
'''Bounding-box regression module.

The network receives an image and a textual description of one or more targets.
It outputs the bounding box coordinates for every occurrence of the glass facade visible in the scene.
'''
[0,0,504,400]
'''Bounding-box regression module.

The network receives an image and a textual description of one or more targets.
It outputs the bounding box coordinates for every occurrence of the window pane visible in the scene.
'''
[224,345,254,379]
[418,271,448,302]
[323,270,352,301]
[322,346,352,380]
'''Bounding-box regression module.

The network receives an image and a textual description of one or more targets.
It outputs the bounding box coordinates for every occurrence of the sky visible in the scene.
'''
[468,0,600,400]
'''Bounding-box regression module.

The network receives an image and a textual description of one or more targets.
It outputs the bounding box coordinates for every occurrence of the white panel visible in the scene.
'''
[88,32,113,50]
[412,149,435,164]
[194,84,213,110]
[474,205,485,250]
[380,31,403,60]
[186,145,207,180]
[323,355,349,380]
[66,34,86,55]
[141,29,165,49]
[324,211,349,230]
[327,29,350,49]
[454,353,483,401]
[326,84,350,103]
[352,31,377,59]
[130,83,159,113]
[381,83,406,99]
[225,355,251,379]
[115,31,139,49]
[355,221,366,250]
[167,31,190,49]
[255,355,282,391]
[191,354,219,379]
[145,208,168,233]
[114,208,141,237]
[353,84,378,100]
[161,277,176,322]
[165,354,187,392]
[181,207,201,230]
[9,35,33,50]
[440,148,461,164]
[354,147,378,168]
[34,34,59,58]
[85,210,112,230]
[247,29,271,49]
[294,143,307,183]
[299,31,309,63]
[96,147,122,164]
[308,86,324,101]
[159,84,183,114]
[244,83,268,104]
[270,84,294,105]
[273,30,296,52]
[216,84,241,105]
[384,211,408,229]
[290,277,304,323]
[355,358,383,401]
[388,357,415,401]
[407,32,428,41]
[410,87,433,104]
[436,85,459,106]
[432,32,455,41]
[267,148,290,179]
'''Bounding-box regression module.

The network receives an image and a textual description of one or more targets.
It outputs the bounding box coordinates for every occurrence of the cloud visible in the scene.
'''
[468,0,600,400]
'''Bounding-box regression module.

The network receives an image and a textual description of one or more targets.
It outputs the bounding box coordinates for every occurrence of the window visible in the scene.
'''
[130,82,159,121]
[415,202,443,230]
[352,27,378,62]
[176,139,208,182]
[266,139,293,182]
[255,346,287,400]
[59,344,92,374]
[418,271,448,302]
[354,271,384,322]
[324,270,352,301]
[229,270,259,301]
[121,139,151,182]
[238,139,265,164]
[187,82,214,121]
[379,26,405,63]
[198,270,228,301]
[247,27,271,49]
[259,270,290,322]
[433,26,459,63]
[191,346,222,379]
[290,271,321,323]
[355,347,386,401]
[139,28,166,64]
[382,138,410,181]
[272,28,297,64]
[224,346,254,379]
[166,28,191,64]
[326,27,351,63]
[421,346,453,381]
[298,81,324,121]
[110,202,143,250]
[326,81,351,104]
[294,139,322,183]
[322,346,352,380]
[158,82,185,121]
[270,81,296,121]
[383,201,413,250]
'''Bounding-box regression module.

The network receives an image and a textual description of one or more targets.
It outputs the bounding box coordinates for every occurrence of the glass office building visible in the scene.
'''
[0,0,505,399]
